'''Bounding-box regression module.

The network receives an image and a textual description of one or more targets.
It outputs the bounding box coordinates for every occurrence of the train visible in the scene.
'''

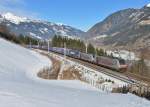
[29,45,128,71]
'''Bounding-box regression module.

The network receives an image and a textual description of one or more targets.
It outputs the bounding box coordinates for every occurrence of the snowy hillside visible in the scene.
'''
[0,38,150,107]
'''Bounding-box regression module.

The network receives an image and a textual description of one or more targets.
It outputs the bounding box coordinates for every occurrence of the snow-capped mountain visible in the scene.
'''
[1,13,29,24]
[0,12,85,40]
[146,3,150,8]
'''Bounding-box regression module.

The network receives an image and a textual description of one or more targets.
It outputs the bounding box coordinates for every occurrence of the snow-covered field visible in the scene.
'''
[0,38,150,107]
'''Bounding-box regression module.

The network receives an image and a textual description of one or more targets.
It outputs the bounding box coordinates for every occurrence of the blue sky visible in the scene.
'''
[0,0,150,31]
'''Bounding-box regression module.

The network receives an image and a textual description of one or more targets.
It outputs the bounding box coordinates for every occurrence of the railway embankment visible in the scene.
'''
[35,49,150,100]
[35,49,128,92]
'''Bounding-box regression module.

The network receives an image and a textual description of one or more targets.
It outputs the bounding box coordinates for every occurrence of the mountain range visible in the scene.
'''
[0,13,84,40]
[87,4,150,56]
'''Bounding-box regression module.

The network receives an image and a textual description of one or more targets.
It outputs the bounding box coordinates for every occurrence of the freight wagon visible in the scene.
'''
[29,45,128,71]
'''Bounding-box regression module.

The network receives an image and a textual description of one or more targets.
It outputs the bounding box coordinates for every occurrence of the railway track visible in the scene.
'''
[55,52,134,84]
[34,48,150,99]
[35,49,136,85]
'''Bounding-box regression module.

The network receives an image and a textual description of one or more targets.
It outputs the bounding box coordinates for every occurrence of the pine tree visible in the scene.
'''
[87,43,95,54]
[51,35,86,52]
[97,48,105,56]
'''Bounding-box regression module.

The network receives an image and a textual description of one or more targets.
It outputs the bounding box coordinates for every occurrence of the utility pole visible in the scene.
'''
[64,42,66,60]
[86,43,88,54]
[95,47,97,58]
[48,40,49,53]
[38,40,40,49]
[129,49,131,61]
[30,40,32,49]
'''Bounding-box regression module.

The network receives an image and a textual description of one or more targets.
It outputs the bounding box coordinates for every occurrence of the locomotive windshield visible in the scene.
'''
[119,59,126,65]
